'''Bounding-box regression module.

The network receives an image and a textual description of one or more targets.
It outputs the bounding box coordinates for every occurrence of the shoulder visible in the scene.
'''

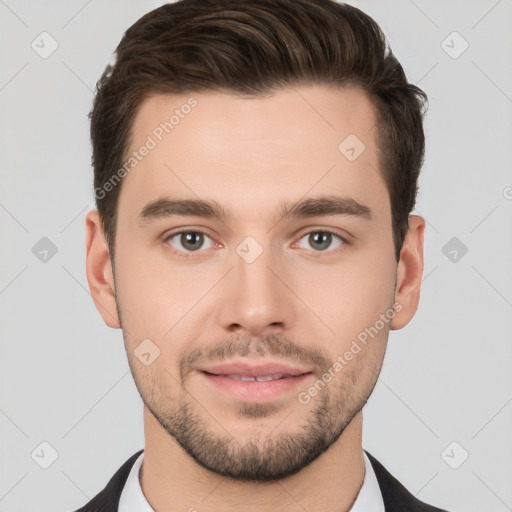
[365,451,450,512]
[72,449,144,512]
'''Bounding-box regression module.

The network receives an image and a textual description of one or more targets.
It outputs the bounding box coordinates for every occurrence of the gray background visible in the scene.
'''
[0,1,511,511]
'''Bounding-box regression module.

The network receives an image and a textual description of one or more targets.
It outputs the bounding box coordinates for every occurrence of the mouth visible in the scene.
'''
[202,371,308,381]
[199,361,313,378]
[199,364,314,402]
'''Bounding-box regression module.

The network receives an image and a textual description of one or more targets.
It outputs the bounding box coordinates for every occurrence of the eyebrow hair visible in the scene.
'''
[137,195,373,226]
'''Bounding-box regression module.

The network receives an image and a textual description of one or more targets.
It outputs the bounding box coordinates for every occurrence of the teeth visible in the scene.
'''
[255,375,285,381]
[225,374,285,381]
[226,375,256,381]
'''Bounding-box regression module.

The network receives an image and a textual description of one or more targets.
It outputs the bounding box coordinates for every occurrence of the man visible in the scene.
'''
[78,0,449,510]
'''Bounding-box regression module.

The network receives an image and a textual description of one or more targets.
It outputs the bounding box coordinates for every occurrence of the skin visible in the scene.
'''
[85,84,425,512]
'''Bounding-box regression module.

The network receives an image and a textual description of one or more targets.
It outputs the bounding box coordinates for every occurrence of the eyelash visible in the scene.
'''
[163,229,349,258]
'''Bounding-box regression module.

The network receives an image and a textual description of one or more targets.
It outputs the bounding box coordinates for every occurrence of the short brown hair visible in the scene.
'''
[90,0,428,263]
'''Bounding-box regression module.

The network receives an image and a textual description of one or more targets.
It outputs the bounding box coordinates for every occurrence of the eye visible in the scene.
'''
[164,228,348,257]
[165,230,216,255]
[295,230,346,253]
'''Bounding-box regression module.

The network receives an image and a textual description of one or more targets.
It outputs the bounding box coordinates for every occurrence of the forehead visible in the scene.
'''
[117,84,389,226]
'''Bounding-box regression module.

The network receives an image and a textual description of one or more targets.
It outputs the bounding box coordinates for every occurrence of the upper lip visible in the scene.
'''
[200,361,312,377]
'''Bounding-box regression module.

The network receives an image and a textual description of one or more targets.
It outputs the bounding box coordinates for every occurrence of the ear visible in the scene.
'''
[390,215,425,331]
[85,210,120,329]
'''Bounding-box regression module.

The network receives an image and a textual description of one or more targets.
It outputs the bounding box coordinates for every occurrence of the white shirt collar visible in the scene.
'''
[118,451,154,512]
[118,450,384,512]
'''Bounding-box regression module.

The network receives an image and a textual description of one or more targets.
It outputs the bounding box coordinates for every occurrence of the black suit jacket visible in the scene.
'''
[73,450,449,512]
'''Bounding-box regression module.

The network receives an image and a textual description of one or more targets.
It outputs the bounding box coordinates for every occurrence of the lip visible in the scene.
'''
[200,371,314,402]
[199,361,312,378]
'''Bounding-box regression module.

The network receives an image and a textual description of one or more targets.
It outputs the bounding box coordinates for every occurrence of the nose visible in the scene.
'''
[216,242,296,338]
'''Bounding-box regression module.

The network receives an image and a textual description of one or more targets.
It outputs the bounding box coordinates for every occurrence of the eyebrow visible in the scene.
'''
[137,195,373,226]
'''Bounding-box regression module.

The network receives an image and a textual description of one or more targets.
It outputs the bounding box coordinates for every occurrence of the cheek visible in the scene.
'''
[113,244,219,342]
[294,252,396,341]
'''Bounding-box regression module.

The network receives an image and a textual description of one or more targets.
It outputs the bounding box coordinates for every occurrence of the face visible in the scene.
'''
[86,84,423,482]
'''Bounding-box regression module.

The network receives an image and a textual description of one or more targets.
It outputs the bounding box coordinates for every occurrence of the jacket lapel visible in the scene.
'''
[73,449,144,512]
[365,451,448,512]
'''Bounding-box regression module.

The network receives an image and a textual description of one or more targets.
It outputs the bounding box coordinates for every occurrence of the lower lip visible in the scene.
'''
[201,372,314,402]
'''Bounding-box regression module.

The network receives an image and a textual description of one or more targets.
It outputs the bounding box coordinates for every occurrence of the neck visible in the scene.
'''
[140,407,365,512]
